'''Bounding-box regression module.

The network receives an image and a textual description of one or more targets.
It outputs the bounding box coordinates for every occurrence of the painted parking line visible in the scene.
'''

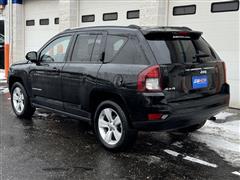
[164,149,218,168]
[183,156,218,168]
[164,149,180,157]
[232,171,240,176]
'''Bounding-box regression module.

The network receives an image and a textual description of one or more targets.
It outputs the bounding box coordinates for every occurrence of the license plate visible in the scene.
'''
[192,75,208,89]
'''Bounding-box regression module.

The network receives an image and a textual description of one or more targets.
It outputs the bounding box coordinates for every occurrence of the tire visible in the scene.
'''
[11,82,35,119]
[94,100,137,151]
[177,120,207,133]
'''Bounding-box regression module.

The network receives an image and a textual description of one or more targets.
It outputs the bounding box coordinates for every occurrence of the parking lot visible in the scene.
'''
[0,74,240,180]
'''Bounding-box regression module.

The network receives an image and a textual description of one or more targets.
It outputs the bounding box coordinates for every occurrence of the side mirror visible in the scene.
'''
[26,51,38,63]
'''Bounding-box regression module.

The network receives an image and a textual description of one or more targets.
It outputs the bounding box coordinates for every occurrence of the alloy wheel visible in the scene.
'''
[98,108,123,145]
[12,87,25,114]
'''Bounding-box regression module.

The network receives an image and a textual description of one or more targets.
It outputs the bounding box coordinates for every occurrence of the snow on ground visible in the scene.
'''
[0,70,8,94]
[191,110,240,167]
[0,69,6,80]
[0,87,9,94]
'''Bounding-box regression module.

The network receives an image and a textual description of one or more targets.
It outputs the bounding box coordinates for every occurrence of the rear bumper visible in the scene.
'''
[131,93,229,131]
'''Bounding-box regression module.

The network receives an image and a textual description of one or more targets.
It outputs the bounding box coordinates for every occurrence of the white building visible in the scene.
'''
[1,0,239,108]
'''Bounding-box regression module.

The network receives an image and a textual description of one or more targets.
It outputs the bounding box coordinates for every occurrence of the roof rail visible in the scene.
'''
[128,25,141,30]
[64,28,71,32]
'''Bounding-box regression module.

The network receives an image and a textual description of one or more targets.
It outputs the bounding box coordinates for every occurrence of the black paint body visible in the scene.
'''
[8,26,230,131]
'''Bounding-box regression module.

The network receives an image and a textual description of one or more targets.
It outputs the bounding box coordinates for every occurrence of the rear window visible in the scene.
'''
[147,37,220,64]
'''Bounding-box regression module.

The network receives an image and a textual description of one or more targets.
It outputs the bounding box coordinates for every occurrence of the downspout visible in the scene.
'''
[165,0,170,26]
[77,0,80,27]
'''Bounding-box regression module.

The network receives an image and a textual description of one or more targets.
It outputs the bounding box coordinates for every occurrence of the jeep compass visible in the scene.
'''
[8,25,230,150]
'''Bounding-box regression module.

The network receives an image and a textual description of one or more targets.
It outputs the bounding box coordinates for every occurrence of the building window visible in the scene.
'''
[173,5,196,16]
[103,12,118,21]
[82,15,95,23]
[54,18,59,24]
[127,10,140,19]
[40,19,49,25]
[26,20,35,26]
[211,1,239,13]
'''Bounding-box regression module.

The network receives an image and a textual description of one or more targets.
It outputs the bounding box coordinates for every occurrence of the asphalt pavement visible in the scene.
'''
[0,81,239,180]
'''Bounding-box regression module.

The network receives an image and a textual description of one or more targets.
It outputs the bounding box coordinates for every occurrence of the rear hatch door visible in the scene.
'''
[146,30,226,102]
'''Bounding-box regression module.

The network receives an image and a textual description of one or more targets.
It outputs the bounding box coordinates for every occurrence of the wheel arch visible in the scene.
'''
[89,90,133,127]
[8,74,32,98]
[8,76,24,92]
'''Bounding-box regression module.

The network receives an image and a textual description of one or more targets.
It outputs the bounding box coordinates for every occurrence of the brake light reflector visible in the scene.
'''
[148,113,163,120]
[137,65,162,92]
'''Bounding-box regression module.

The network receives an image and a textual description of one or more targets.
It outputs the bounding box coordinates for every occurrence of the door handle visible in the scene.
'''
[52,67,60,73]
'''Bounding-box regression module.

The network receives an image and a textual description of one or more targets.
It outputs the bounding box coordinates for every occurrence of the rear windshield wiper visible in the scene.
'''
[194,53,209,59]
[193,53,210,63]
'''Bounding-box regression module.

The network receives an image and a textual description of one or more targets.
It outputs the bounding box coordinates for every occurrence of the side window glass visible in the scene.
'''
[105,35,128,61]
[0,36,4,44]
[91,35,103,62]
[40,36,71,63]
[112,36,149,65]
[71,34,96,62]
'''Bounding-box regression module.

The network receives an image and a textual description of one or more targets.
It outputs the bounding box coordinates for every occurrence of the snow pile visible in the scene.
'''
[215,111,236,120]
[191,111,240,167]
[0,69,5,80]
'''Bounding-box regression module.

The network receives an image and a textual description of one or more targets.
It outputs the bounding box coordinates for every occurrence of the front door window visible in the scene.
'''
[40,36,72,63]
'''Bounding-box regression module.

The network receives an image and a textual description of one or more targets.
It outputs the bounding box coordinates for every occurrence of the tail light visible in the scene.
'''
[223,62,227,83]
[137,65,162,92]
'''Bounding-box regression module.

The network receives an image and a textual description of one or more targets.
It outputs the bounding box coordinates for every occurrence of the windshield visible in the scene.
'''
[147,37,220,64]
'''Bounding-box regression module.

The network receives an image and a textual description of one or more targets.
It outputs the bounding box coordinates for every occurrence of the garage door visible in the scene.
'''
[79,0,143,27]
[24,0,60,54]
[168,0,240,108]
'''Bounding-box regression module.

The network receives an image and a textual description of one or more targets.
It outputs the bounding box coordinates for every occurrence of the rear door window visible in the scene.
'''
[147,37,220,64]
[91,35,104,62]
[71,34,97,62]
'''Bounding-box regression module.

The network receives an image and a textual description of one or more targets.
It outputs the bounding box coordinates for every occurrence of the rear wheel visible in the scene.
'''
[177,120,207,133]
[94,100,137,151]
[11,82,35,119]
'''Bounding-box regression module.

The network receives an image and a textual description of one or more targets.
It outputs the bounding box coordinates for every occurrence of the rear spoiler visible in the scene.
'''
[144,31,203,40]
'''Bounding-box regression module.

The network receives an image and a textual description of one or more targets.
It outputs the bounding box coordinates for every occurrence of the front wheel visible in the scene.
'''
[94,100,137,151]
[11,82,35,119]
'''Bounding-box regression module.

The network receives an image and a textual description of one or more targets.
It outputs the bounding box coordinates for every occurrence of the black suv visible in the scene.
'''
[8,26,229,150]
